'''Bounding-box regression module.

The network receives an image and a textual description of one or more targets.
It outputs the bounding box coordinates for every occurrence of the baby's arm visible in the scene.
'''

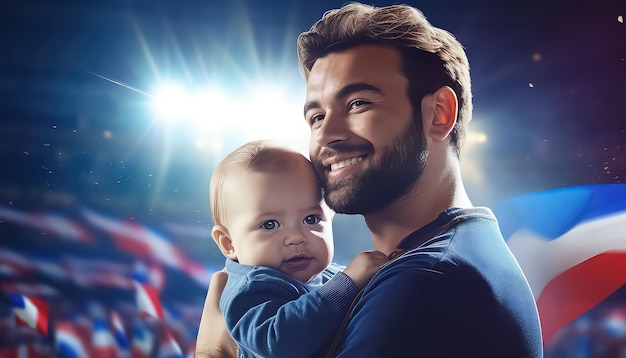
[342,250,389,289]
[226,269,358,358]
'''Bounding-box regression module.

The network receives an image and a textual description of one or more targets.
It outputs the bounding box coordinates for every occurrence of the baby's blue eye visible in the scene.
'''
[303,215,321,225]
[261,220,279,230]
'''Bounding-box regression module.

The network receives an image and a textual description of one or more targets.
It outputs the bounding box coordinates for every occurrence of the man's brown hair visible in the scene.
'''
[297,3,472,156]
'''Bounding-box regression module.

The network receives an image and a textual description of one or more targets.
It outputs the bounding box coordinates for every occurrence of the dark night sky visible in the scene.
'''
[0,0,624,278]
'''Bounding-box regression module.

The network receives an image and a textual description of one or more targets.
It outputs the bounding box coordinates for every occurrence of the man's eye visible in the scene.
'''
[261,220,279,230]
[303,215,321,225]
[349,100,369,110]
[309,114,325,127]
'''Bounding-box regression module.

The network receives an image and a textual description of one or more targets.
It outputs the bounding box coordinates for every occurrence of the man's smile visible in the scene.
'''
[330,157,363,171]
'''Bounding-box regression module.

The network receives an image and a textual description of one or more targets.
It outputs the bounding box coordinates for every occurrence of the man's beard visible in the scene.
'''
[320,119,428,215]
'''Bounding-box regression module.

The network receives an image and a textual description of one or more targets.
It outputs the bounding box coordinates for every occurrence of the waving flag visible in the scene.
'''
[133,260,166,292]
[0,206,93,244]
[92,316,118,358]
[0,249,70,285]
[30,254,68,283]
[134,278,164,320]
[64,256,134,291]
[0,345,28,358]
[82,209,211,287]
[0,341,52,358]
[131,321,155,358]
[1,281,58,298]
[55,321,90,358]
[493,184,626,345]
[163,303,202,347]
[158,329,184,358]
[111,310,131,357]
[0,248,134,291]
[185,342,196,358]
[163,222,212,241]
[8,293,49,335]
[0,249,31,278]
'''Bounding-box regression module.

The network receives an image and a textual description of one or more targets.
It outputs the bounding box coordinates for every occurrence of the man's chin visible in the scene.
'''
[324,189,364,214]
[324,190,351,214]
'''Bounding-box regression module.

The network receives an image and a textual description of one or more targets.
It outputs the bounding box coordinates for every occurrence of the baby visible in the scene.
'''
[209,140,387,357]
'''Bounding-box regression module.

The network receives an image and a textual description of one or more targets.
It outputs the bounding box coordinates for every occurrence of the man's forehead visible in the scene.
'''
[306,45,402,88]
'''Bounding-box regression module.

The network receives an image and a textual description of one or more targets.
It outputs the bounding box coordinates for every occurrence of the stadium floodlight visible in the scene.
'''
[151,82,189,121]
[149,81,310,156]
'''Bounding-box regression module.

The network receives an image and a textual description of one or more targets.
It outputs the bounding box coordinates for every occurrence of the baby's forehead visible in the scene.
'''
[246,147,310,171]
[227,152,316,183]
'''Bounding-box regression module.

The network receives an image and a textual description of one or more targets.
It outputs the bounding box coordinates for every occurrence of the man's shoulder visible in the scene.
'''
[376,207,512,284]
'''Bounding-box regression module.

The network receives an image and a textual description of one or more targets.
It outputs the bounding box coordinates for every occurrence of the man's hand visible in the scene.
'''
[195,270,237,358]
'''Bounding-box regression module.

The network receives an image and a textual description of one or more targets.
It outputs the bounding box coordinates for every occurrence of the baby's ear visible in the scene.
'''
[211,225,237,261]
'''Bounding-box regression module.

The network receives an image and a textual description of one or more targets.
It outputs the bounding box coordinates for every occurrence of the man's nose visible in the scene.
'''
[315,111,349,147]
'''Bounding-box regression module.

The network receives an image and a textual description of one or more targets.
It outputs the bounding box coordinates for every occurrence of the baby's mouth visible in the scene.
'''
[283,255,312,269]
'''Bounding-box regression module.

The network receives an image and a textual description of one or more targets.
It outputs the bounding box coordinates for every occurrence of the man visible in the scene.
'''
[197,3,542,357]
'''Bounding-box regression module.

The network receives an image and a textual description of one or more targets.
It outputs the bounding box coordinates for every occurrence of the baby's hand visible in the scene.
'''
[342,250,389,289]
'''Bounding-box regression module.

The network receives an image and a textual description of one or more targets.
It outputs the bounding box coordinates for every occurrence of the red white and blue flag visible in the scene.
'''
[131,321,155,358]
[158,329,184,358]
[111,310,131,357]
[0,341,52,358]
[55,321,90,358]
[82,209,211,287]
[1,281,58,298]
[64,256,134,291]
[185,342,196,358]
[0,205,93,244]
[7,293,49,335]
[133,260,166,292]
[134,278,164,320]
[0,345,28,358]
[0,248,136,291]
[91,316,118,358]
[0,249,31,278]
[493,183,626,345]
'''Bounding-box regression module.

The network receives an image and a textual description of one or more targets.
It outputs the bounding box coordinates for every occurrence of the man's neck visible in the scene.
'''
[364,157,472,256]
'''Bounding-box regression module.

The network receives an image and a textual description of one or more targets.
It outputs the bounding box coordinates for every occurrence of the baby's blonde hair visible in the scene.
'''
[209,140,315,227]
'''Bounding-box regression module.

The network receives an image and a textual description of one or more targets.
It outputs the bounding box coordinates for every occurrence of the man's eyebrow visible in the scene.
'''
[336,83,383,100]
[303,83,383,117]
[303,100,320,117]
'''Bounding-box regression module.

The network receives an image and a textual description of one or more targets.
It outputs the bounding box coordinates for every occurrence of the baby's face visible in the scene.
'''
[224,157,333,283]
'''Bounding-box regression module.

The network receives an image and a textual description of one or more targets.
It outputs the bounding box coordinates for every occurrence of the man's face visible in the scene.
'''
[304,45,427,214]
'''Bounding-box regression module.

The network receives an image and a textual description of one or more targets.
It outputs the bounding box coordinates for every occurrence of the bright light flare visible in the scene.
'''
[151,84,233,128]
[237,87,305,141]
[149,82,309,156]
[151,83,189,120]
[467,131,488,144]
[461,130,489,187]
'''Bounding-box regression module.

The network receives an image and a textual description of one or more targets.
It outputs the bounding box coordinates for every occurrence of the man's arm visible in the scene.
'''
[195,270,237,358]
[334,263,541,357]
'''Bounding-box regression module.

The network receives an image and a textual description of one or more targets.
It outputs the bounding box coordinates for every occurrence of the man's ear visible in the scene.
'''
[425,86,458,141]
[211,225,237,261]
